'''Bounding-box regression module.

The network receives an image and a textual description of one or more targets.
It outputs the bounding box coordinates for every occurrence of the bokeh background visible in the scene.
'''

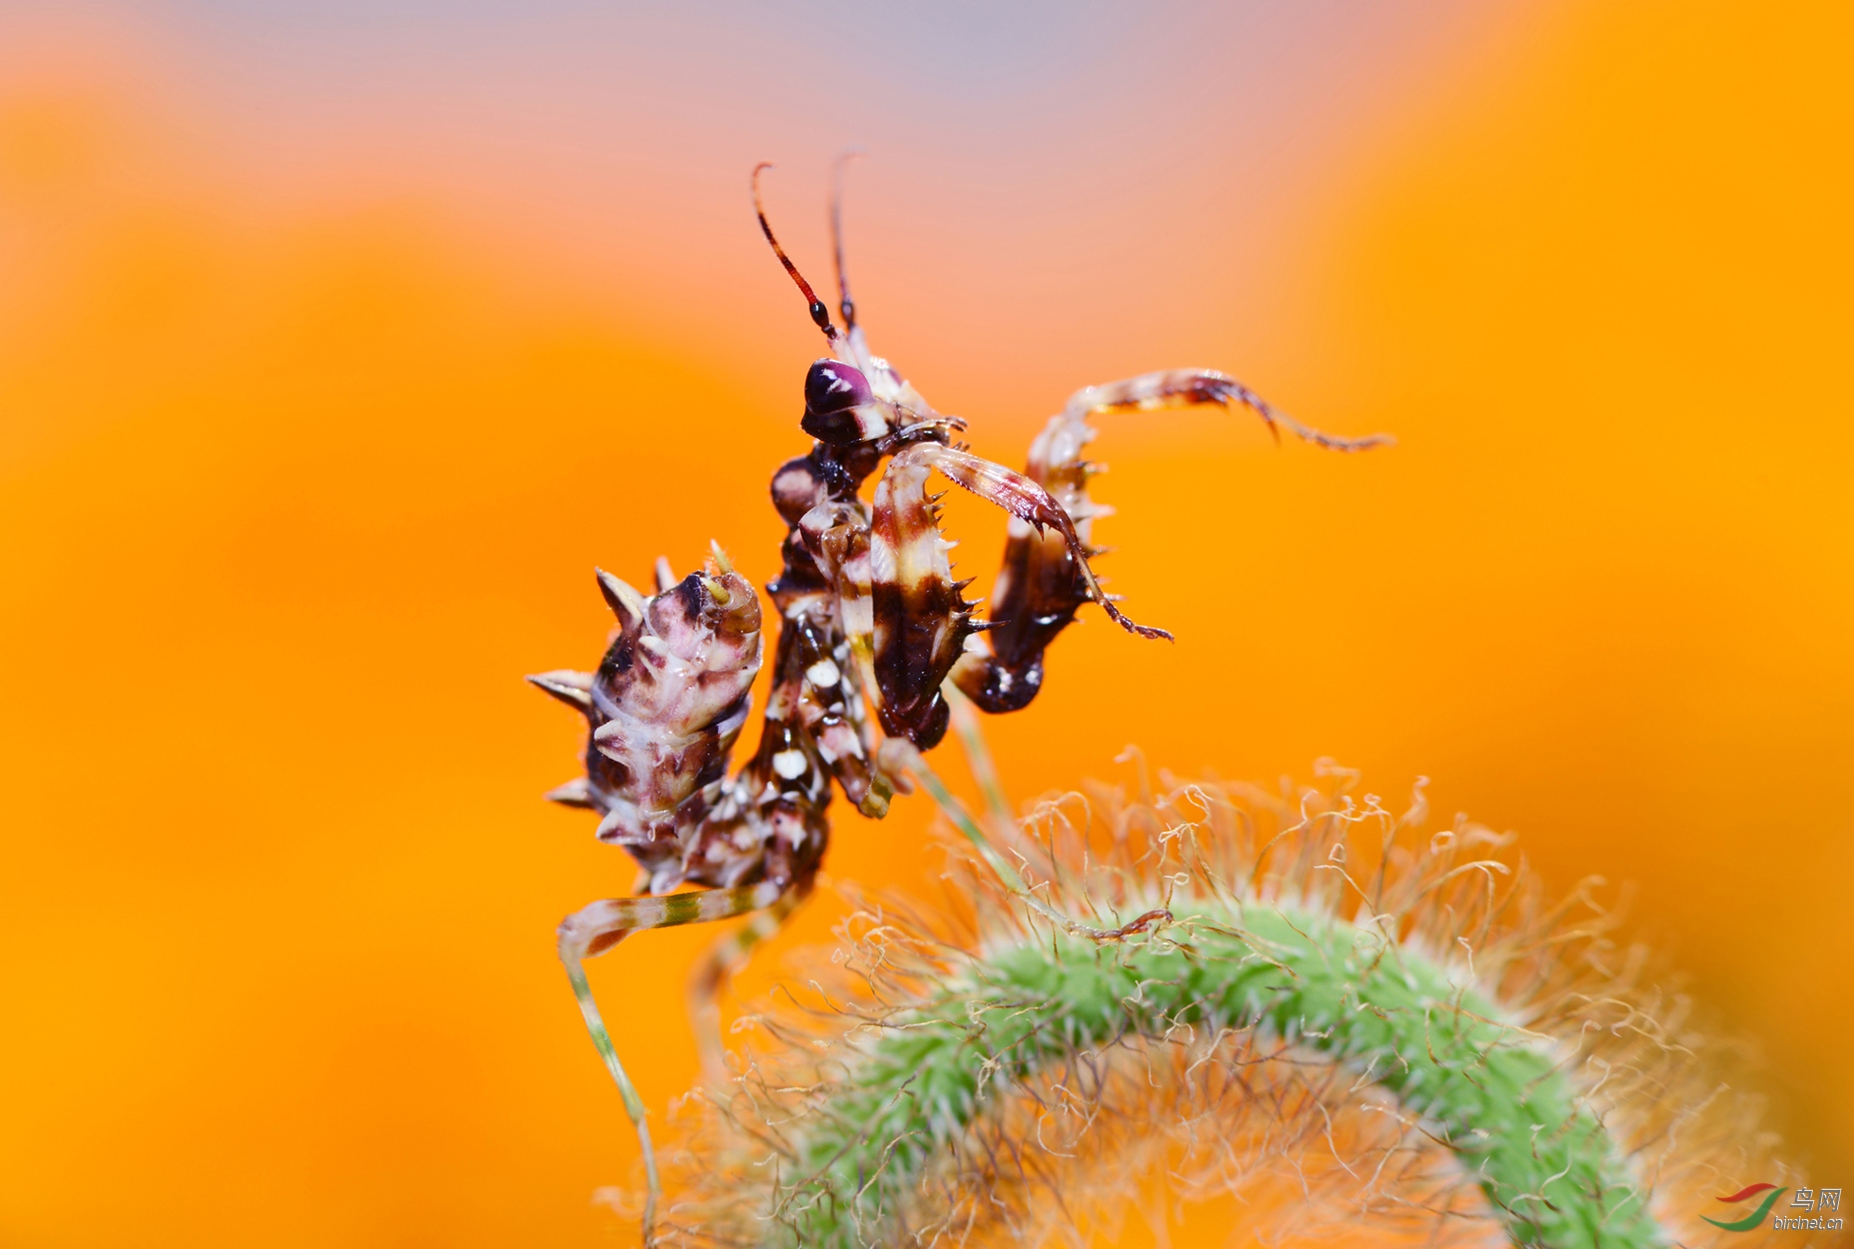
[2,1,1849,1244]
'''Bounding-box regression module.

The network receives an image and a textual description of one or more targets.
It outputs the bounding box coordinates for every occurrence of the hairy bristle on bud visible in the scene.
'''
[645,766,1776,1249]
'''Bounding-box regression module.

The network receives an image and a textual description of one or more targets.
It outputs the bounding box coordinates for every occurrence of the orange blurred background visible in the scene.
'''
[2,1,1849,1244]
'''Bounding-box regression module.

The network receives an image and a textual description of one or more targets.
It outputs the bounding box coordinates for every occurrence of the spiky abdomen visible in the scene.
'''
[536,564,764,893]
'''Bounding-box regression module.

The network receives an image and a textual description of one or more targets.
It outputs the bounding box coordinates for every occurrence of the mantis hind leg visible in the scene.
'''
[686,889,807,1084]
[558,875,806,1247]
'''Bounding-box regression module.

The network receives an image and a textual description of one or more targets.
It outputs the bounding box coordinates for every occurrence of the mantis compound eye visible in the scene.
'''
[804,358,872,412]
[801,358,886,445]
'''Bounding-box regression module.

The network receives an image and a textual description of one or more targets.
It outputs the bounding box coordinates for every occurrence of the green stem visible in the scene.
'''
[944,685,1014,831]
[769,901,1662,1249]
[905,754,1169,941]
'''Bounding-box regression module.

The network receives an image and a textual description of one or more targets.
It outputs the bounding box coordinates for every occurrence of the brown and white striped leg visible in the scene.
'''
[950,370,1392,713]
[852,441,1168,746]
[557,876,803,1247]
[1059,367,1393,451]
[686,889,807,1084]
[890,441,1171,643]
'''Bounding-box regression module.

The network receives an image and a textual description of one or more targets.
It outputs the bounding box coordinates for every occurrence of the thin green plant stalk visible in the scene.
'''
[902,750,1169,943]
[943,686,1014,833]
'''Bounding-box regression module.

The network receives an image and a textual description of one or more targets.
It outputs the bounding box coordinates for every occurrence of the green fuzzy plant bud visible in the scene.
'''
[653,764,1781,1248]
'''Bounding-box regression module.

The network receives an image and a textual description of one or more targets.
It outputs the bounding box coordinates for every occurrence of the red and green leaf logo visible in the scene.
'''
[1704,1183,1787,1232]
